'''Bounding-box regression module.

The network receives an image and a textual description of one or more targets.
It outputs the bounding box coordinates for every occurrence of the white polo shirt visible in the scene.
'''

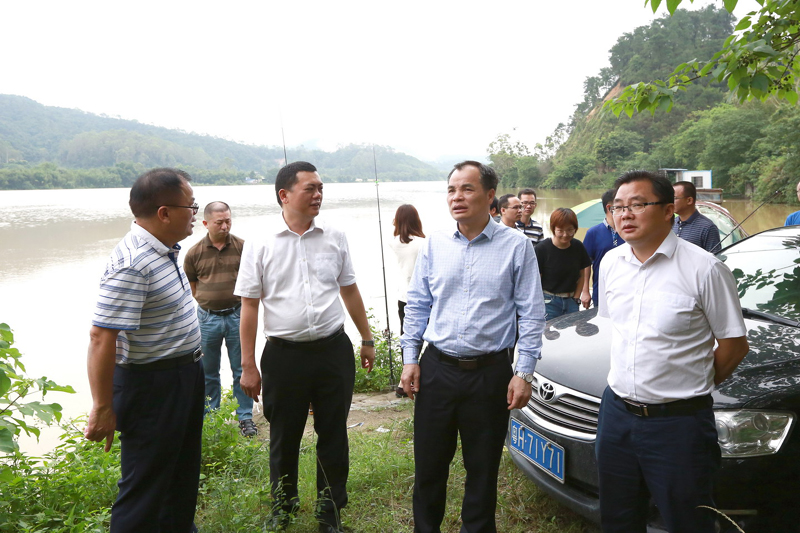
[234,214,356,342]
[598,230,746,404]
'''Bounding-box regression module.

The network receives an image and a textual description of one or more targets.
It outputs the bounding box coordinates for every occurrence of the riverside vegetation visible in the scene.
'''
[0,322,591,532]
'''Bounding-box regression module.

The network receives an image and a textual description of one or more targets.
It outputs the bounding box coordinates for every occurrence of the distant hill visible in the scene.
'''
[0,95,443,189]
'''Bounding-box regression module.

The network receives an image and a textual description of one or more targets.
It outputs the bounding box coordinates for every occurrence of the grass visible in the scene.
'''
[196,400,592,533]
[0,395,592,532]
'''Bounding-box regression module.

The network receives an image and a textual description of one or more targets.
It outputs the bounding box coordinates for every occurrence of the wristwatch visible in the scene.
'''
[514,371,534,383]
[361,339,374,347]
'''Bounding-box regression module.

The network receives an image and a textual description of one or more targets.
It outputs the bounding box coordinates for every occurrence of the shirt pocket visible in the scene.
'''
[653,291,696,336]
[314,253,342,284]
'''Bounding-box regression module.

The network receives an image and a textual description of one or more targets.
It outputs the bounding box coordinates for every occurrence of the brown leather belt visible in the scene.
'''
[614,393,713,417]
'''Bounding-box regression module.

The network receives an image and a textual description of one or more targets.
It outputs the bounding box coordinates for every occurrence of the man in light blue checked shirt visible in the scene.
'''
[400,161,546,533]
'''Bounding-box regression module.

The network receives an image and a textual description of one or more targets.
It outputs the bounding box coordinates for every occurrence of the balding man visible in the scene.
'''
[184,201,256,437]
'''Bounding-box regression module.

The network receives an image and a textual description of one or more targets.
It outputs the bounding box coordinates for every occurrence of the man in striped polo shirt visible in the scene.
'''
[184,201,256,437]
[515,188,544,244]
[672,181,721,253]
[85,168,205,533]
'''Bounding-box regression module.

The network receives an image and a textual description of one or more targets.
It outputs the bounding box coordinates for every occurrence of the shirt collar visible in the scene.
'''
[202,233,233,248]
[677,209,700,225]
[130,221,179,256]
[275,213,323,236]
[621,230,678,265]
[452,216,495,242]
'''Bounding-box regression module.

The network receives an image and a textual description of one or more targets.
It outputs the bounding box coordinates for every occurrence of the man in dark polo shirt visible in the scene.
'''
[184,201,256,437]
[672,181,721,253]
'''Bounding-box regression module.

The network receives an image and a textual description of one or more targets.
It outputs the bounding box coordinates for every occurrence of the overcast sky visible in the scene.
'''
[1,0,755,163]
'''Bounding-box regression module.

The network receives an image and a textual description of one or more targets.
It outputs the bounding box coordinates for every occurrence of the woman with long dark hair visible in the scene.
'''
[390,204,425,397]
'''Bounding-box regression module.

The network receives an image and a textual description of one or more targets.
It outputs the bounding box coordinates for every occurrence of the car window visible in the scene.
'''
[718,233,800,321]
[697,204,746,245]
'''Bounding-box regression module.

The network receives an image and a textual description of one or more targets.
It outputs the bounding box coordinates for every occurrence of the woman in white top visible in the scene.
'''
[389,204,425,397]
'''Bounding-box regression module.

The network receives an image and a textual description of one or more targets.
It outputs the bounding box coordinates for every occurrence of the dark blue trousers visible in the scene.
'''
[110,359,205,533]
[595,386,720,533]
[412,345,513,533]
[260,331,355,529]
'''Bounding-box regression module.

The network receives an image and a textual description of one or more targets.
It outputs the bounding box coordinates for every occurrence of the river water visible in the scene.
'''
[0,182,796,453]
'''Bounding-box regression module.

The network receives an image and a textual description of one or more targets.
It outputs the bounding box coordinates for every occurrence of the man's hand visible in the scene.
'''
[240,366,262,402]
[507,375,532,410]
[400,363,421,400]
[85,404,116,452]
[580,289,591,309]
[360,345,375,372]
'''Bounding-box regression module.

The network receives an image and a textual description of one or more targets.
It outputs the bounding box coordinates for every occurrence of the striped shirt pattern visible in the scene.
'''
[672,210,721,253]
[400,220,546,373]
[515,219,544,244]
[93,222,201,364]
[183,233,244,310]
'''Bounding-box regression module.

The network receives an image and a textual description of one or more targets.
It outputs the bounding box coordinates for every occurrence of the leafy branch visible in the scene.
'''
[606,0,800,116]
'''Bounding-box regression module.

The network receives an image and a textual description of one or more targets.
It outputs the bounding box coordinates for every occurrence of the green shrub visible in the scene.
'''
[353,315,402,393]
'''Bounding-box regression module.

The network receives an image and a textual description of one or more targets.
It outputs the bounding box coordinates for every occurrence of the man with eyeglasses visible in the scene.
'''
[672,181,721,253]
[595,170,749,532]
[85,168,205,532]
[497,193,522,228]
[515,188,543,244]
[184,201,257,438]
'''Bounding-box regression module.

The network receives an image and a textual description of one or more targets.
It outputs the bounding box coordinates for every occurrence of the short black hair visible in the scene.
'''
[490,196,499,214]
[129,168,191,218]
[204,201,231,220]
[674,181,697,201]
[601,189,616,210]
[614,170,674,205]
[498,193,516,211]
[448,161,499,192]
[275,161,318,207]
[517,188,537,200]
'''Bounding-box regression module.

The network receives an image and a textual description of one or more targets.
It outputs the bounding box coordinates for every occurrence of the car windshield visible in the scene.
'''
[717,230,800,322]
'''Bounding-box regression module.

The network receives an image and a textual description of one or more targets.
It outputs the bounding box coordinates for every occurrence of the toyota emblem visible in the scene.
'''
[539,382,555,402]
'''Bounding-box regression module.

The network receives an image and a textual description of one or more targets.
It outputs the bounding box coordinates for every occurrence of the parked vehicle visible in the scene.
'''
[507,226,800,532]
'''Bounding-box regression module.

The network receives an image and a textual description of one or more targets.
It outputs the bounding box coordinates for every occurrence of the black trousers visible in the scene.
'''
[110,359,205,533]
[413,345,513,533]
[595,386,720,533]
[260,330,355,527]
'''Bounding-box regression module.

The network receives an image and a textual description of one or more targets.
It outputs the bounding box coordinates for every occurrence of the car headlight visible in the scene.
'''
[715,410,795,457]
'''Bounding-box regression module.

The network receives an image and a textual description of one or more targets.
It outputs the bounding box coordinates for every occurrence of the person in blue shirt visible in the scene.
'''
[580,189,625,309]
[400,161,546,533]
[785,180,800,226]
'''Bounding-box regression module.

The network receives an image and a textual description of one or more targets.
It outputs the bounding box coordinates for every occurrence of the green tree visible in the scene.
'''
[543,154,596,189]
[607,0,800,116]
[594,130,645,171]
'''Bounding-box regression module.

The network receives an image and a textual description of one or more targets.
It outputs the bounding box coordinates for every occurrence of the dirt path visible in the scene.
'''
[250,391,414,438]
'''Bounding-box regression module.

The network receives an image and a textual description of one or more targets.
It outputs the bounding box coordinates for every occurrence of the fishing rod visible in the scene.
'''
[372,145,396,388]
[280,117,288,166]
[711,188,782,253]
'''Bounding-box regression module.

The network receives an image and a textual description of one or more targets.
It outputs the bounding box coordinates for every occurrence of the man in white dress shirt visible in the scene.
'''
[596,170,749,533]
[236,161,375,533]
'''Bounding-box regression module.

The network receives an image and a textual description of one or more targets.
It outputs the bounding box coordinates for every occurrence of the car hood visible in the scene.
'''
[534,308,800,407]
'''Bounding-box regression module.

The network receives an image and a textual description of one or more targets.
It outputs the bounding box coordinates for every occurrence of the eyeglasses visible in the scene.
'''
[554,227,576,237]
[521,201,537,207]
[609,202,665,215]
[163,203,200,214]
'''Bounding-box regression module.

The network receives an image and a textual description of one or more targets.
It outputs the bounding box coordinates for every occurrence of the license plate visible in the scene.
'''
[509,418,565,483]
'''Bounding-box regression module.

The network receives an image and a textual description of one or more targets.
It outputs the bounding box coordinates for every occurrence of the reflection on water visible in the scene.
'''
[0,184,796,452]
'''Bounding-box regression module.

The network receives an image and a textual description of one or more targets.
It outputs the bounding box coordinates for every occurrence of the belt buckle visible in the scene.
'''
[624,399,649,417]
[458,358,478,370]
[193,347,203,362]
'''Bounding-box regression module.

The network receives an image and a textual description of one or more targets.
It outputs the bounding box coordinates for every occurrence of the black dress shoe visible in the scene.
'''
[318,523,344,533]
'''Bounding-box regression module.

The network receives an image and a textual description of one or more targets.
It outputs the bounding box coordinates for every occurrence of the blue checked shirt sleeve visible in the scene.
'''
[400,238,432,364]
[514,239,546,373]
